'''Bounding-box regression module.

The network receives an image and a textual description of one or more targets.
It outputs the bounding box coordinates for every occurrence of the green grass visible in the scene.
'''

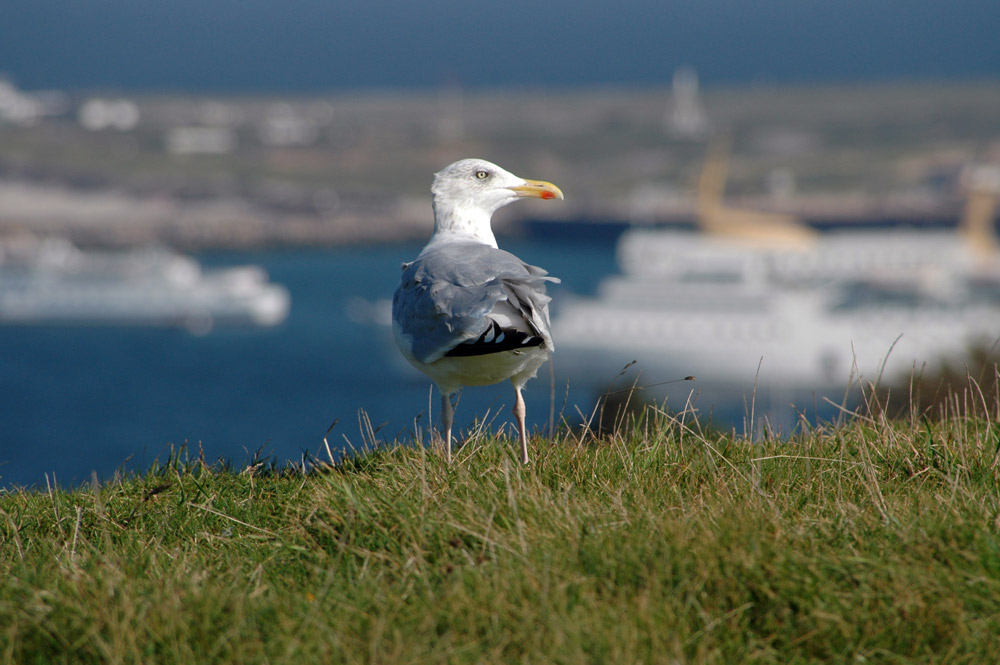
[3,404,1000,663]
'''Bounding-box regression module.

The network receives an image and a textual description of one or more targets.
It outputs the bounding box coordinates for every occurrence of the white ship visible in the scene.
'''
[554,247,1000,391]
[0,238,290,333]
[552,154,1000,399]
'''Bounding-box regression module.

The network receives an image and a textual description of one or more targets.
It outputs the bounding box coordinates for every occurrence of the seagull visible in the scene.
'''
[392,158,564,464]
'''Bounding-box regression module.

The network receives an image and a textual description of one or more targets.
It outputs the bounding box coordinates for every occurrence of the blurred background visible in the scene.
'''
[2,0,1000,487]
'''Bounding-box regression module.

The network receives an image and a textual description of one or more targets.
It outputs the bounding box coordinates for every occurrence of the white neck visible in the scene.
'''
[430,201,499,248]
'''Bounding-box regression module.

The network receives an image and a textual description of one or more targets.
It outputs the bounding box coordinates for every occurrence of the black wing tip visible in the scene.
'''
[445,321,545,357]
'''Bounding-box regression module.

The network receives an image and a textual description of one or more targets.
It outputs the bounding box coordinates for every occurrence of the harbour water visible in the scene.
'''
[0,239,626,489]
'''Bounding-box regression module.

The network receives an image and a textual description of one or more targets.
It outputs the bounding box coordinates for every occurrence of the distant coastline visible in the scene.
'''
[1,80,997,249]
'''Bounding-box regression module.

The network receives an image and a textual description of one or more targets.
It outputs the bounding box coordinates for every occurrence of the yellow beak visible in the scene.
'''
[509,179,565,201]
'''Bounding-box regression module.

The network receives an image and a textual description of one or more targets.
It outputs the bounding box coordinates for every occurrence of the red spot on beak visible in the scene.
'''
[540,191,555,200]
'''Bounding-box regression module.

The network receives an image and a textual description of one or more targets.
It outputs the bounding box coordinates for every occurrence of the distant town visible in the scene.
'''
[1,74,999,248]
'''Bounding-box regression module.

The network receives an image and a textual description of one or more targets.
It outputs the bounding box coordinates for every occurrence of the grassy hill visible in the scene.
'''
[2,401,1000,663]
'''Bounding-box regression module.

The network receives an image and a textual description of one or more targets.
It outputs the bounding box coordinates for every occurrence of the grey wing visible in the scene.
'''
[502,275,556,350]
[393,271,507,364]
[392,244,558,364]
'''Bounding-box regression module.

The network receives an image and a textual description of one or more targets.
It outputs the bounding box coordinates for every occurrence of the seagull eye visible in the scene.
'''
[475,170,490,180]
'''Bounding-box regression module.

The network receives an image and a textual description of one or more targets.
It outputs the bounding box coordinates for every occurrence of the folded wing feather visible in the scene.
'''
[392,242,558,364]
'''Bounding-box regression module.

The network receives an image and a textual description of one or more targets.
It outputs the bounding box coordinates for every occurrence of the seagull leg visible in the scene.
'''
[513,385,529,465]
[440,390,454,463]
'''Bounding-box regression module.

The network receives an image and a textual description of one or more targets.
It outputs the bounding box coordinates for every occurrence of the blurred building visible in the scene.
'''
[665,66,710,140]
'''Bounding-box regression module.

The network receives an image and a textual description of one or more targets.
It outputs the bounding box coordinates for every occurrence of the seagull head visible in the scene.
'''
[430,158,564,247]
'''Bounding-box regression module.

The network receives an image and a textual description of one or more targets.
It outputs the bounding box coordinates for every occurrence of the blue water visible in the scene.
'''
[6,2,999,92]
[0,240,620,489]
